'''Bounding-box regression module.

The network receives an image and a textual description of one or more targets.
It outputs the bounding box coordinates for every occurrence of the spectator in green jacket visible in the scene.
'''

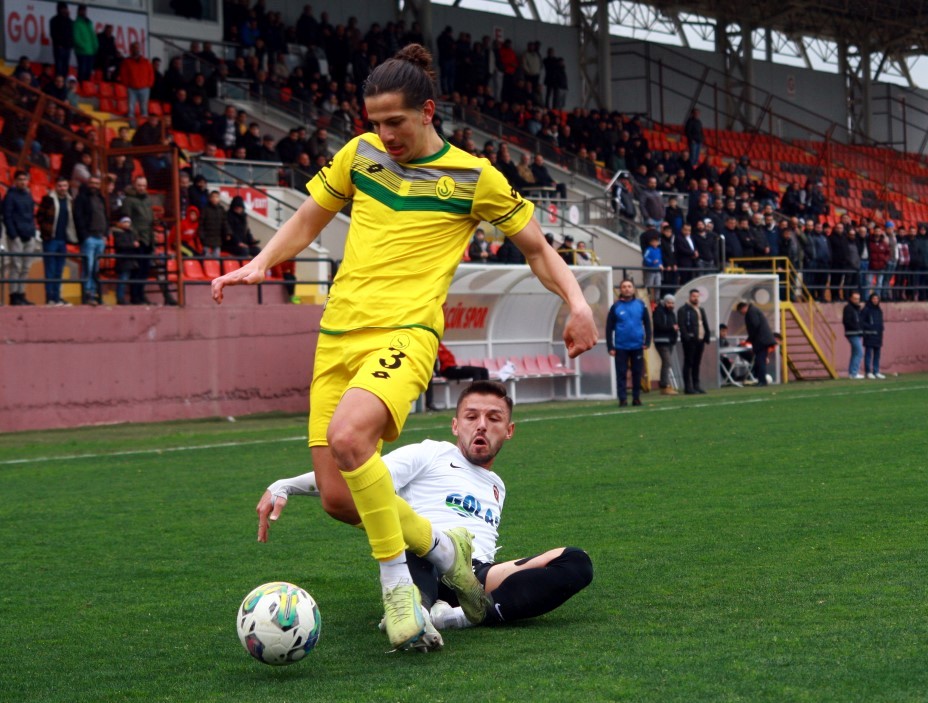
[73,4,99,82]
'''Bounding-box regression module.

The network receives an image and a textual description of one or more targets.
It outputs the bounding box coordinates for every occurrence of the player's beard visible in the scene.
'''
[460,434,499,467]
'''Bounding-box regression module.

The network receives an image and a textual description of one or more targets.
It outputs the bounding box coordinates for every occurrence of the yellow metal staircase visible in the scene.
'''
[728,257,838,382]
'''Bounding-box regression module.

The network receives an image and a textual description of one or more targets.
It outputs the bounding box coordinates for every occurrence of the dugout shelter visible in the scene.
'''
[667,274,780,391]
[435,263,614,406]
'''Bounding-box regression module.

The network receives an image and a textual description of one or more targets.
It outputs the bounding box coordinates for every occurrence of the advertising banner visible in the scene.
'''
[5,0,149,65]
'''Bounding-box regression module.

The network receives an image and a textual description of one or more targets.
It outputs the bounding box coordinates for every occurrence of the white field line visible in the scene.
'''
[2,383,925,467]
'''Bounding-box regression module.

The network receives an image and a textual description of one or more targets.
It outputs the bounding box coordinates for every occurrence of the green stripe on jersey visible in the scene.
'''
[352,172,472,214]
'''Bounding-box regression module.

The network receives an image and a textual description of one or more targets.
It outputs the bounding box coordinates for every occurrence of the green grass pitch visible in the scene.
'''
[1,375,927,702]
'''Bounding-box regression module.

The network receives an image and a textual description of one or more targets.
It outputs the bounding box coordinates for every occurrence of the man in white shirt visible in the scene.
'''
[257,381,593,637]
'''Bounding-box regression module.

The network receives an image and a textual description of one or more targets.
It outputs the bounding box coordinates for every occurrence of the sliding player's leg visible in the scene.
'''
[428,547,593,629]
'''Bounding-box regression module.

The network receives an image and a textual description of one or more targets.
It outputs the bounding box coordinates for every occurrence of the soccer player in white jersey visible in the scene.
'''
[257,381,593,639]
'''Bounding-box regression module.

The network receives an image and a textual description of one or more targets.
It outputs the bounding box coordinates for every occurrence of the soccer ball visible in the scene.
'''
[236,581,321,665]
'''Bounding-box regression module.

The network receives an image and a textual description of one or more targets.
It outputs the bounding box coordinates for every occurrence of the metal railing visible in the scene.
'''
[0,248,337,306]
[190,156,300,229]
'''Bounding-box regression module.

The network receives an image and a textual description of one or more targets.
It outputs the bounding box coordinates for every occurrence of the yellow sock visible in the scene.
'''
[396,496,434,557]
[346,501,431,558]
[340,453,405,561]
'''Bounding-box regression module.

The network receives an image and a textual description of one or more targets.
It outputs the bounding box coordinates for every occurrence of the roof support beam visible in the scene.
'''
[717,20,755,131]
[841,41,872,143]
[571,0,611,109]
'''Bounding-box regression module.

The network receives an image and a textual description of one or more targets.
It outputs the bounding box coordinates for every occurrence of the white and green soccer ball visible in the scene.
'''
[237,581,321,665]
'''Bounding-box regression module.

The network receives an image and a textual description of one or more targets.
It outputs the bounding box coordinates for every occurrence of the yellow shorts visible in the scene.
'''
[308,327,439,447]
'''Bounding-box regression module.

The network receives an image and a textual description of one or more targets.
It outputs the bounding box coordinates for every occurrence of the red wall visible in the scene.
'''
[819,302,928,377]
[0,294,323,433]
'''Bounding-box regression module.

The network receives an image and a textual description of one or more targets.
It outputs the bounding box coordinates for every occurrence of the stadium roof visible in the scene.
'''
[647,0,928,56]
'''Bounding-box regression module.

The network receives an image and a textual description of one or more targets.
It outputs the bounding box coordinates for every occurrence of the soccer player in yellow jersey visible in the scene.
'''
[212,44,598,652]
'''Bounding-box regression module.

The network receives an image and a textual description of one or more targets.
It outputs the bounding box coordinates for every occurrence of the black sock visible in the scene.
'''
[484,547,593,624]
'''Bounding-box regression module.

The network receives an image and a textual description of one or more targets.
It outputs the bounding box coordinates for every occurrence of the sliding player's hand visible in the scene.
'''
[256,489,288,543]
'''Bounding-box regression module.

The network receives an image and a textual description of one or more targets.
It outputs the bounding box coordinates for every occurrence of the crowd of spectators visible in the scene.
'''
[631,177,928,303]
[5,1,928,306]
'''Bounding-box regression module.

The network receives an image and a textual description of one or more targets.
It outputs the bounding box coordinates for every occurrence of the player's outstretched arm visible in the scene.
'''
[256,472,319,542]
[212,197,337,304]
[511,221,599,358]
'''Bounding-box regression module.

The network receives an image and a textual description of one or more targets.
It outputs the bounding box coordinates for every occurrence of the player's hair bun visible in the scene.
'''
[395,44,436,81]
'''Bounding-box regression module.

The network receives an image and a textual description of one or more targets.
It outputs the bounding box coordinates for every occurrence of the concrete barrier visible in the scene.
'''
[0,296,322,432]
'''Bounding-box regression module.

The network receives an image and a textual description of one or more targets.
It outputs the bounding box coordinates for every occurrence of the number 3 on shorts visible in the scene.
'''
[372,348,407,379]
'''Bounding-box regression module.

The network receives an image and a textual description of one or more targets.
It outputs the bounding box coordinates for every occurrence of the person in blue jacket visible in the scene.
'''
[606,279,652,406]
[642,234,663,302]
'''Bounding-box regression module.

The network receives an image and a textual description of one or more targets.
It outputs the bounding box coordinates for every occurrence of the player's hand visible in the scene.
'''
[564,306,599,358]
[256,489,288,543]
[211,261,267,304]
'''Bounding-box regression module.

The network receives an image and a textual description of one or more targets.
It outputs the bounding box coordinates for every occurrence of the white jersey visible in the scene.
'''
[383,440,506,562]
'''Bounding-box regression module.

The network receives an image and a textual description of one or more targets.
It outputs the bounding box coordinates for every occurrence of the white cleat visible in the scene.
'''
[410,605,444,652]
[429,599,475,630]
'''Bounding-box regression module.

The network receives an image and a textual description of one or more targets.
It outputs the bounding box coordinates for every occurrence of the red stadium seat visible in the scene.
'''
[221,258,242,274]
[182,259,207,280]
[188,133,206,152]
[202,259,221,279]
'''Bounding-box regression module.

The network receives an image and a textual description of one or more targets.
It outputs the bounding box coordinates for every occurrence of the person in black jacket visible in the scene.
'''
[50,1,73,77]
[73,177,109,305]
[861,293,885,379]
[652,294,679,395]
[225,195,261,257]
[494,236,525,265]
[677,288,711,394]
[736,301,776,386]
[659,223,677,296]
[842,291,865,379]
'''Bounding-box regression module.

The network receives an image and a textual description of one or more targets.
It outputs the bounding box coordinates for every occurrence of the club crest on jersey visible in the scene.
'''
[493,485,499,501]
[436,176,455,200]
[390,333,411,350]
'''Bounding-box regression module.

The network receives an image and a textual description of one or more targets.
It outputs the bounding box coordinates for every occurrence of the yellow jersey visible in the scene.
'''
[307,133,534,337]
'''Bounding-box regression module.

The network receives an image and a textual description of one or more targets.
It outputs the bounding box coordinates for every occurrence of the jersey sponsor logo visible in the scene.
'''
[436,176,456,200]
[446,492,500,527]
